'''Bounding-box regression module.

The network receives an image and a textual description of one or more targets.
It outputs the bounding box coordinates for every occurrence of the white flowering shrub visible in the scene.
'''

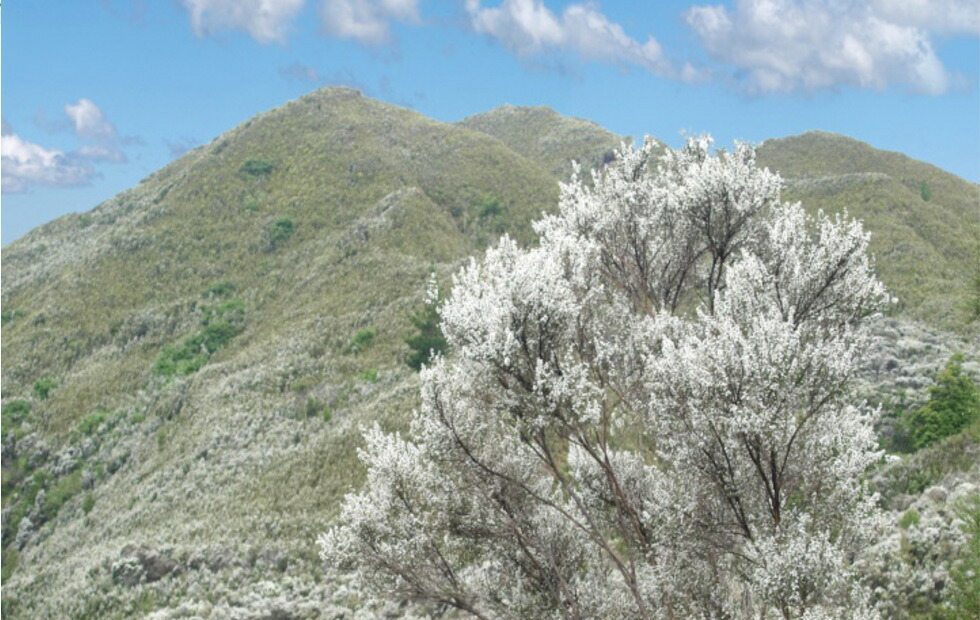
[321,136,890,619]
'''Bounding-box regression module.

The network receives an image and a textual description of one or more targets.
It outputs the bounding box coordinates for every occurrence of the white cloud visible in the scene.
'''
[466,0,677,76]
[320,0,420,46]
[181,0,305,44]
[872,0,980,36]
[64,98,118,140]
[685,0,962,94]
[1,132,95,194]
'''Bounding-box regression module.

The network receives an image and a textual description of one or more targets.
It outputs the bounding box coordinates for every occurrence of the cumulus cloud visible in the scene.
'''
[466,0,679,76]
[181,0,305,44]
[685,0,966,94]
[2,100,133,193]
[872,0,980,35]
[65,98,118,140]
[320,0,420,46]
[2,130,95,194]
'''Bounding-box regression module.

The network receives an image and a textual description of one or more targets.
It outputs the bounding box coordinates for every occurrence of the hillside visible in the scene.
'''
[0,88,563,618]
[459,104,627,181]
[1,92,977,619]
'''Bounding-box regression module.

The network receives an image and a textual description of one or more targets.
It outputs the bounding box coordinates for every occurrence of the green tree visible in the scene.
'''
[906,353,980,449]
[404,300,447,371]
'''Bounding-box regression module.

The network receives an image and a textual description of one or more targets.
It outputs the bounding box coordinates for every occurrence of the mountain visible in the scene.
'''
[1,90,977,619]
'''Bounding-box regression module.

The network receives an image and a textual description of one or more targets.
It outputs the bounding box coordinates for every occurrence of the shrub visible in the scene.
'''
[905,353,980,450]
[920,180,932,202]
[75,411,110,437]
[33,379,57,400]
[153,298,245,377]
[203,281,236,298]
[358,368,378,383]
[82,492,96,515]
[899,509,920,530]
[349,327,376,353]
[405,301,447,371]
[268,216,296,248]
[240,159,274,177]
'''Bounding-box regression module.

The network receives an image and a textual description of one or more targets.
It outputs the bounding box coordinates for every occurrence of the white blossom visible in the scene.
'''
[322,135,889,619]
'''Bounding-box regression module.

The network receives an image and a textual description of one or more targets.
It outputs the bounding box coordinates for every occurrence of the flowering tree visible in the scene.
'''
[321,137,889,619]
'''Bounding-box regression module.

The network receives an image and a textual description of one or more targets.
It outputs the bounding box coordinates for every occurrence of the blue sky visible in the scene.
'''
[3,0,978,245]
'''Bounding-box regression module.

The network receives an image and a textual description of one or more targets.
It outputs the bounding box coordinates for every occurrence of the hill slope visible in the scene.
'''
[0,88,560,619]
[459,104,627,181]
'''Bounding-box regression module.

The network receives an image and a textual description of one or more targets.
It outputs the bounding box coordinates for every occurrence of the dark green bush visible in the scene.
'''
[269,216,296,249]
[82,492,96,515]
[241,159,274,177]
[405,301,447,371]
[920,181,932,202]
[905,353,979,450]
[154,298,245,377]
[359,368,378,383]
[75,411,110,437]
[33,379,57,400]
[349,327,376,353]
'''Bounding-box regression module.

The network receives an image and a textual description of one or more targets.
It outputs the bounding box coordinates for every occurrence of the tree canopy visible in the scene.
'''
[321,136,889,619]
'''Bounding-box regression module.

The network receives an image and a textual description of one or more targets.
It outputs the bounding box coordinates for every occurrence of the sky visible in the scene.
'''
[2,0,978,245]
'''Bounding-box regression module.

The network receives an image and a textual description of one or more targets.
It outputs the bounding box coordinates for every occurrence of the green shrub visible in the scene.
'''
[1,309,26,326]
[920,181,932,202]
[203,281,236,298]
[304,397,321,419]
[268,216,296,248]
[905,353,980,450]
[154,298,245,377]
[40,470,82,521]
[242,196,260,212]
[241,159,274,177]
[75,411,110,437]
[898,509,920,530]
[405,302,447,371]
[359,368,378,383]
[349,327,376,353]
[82,492,96,515]
[1,546,18,580]
[478,195,503,219]
[33,378,57,400]
[322,406,332,423]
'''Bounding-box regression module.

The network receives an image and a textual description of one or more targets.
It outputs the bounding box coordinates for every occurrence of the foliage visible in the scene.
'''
[268,216,295,249]
[358,367,378,383]
[33,378,57,400]
[1,309,26,326]
[899,509,920,530]
[348,327,376,354]
[919,181,932,202]
[940,494,980,619]
[322,137,889,619]
[905,354,980,450]
[404,289,448,371]
[240,159,274,178]
[153,298,245,377]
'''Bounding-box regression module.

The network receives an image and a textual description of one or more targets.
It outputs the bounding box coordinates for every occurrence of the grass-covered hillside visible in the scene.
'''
[1,91,977,619]
[460,104,627,181]
[757,131,979,330]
